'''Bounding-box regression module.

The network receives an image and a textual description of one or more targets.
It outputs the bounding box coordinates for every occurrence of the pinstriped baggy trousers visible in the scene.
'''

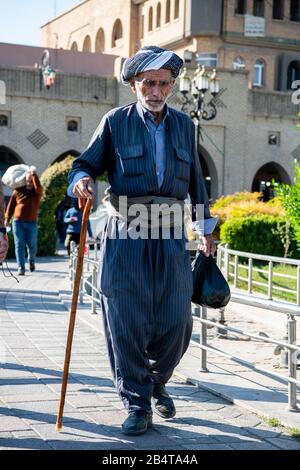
[99,217,193,412]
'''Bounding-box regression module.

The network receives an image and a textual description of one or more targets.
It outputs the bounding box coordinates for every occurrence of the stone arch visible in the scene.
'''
[198,144,218,201]
[111,19,123,48]
[51,150,80,166]
[95,28,105,52]
[148,6,153,31]
[0,146,24,200]
[165,0,171,23]
[82,35,92,52]
[156,3,161,27]
[70,41,78,51]
[251,161,291,201]
[0,145,23,175]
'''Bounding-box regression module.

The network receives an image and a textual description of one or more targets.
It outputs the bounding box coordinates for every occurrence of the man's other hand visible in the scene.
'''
[197,234,216,257]
[73,176,95,199]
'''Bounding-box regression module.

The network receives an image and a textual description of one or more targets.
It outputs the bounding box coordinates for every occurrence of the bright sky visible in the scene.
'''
[0,0,82,47]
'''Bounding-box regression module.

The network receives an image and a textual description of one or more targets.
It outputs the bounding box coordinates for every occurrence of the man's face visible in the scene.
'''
[130,69,175,113]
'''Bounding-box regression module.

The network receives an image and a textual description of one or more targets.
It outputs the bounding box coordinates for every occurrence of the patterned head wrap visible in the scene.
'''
[121,45,183,84]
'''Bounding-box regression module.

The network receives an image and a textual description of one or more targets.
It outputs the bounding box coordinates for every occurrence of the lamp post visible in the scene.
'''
[39,50,56,90]
[179,65,220,154]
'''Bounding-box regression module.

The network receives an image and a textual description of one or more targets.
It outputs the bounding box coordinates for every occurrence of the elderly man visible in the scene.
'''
[68,46,216,436]
[0,180,9,263]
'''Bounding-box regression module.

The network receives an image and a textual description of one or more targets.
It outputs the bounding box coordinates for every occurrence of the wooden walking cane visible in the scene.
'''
[56,197,92,431]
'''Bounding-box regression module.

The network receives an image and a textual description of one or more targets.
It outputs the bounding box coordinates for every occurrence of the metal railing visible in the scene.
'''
[217,243,300,305]
[69,240,300,411]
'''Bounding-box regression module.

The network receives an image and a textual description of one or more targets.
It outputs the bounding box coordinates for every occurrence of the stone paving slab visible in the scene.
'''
[0,256,300,450]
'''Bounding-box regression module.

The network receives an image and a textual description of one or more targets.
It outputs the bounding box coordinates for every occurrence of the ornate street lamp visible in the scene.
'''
[178,64,224,196]
[179,65,220,127]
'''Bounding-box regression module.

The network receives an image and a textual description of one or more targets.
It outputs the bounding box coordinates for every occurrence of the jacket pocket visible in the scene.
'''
[117,144,144,177]
[174,148,192,182]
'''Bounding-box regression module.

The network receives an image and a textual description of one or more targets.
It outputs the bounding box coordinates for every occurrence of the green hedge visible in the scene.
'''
[220,215,300,258]
[37,156,74,256]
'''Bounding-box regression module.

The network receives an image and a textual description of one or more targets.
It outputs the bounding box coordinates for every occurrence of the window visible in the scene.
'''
[148,7,153,31]
[67,118,81,132]
[290,0,300,21]
[70,41,78,51]
[287,61,300,89]
[235,0,246,14]
[253,0,264,17]
[268,132,280,146]
[166,0,171,23]
[273,0,284,19]
[253,59,265,86]
[112,19,123,47]
[174,0,180,19]
[232,56,246,70]
[156,3,161,27]
[67,120,78,132]
[0,114,8,127]
[82,35,91,52]
[196,53,218,68]
[95,28,105,52]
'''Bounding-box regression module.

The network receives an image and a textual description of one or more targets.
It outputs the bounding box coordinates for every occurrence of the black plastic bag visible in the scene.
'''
[191,252,231,308]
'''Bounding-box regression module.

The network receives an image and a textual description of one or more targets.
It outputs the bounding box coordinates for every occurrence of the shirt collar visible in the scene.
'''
[136,101,169,125]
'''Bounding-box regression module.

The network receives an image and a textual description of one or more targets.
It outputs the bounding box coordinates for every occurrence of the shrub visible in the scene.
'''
[220,215,299,258]
[38,156,75,256]
[276,162,300,250]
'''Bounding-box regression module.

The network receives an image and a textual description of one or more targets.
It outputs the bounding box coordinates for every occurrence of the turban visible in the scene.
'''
[121,46,183,84]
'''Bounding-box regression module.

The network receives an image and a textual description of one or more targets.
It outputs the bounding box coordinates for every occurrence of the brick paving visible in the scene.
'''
[0,256,300,450]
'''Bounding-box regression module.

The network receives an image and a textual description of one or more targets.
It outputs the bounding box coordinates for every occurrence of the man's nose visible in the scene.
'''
[151,84,162,96]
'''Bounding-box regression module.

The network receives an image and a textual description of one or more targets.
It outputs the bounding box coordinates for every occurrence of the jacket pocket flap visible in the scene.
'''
[175,148,192,163]
[118,145,143,159]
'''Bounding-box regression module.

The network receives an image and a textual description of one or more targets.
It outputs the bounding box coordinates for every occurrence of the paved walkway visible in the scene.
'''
[0,256,300,450]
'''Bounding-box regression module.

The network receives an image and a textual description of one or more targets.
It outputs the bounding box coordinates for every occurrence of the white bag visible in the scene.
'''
[1,164,36,189]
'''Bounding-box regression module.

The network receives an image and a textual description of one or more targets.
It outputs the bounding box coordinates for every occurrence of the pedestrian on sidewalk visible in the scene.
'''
[68,46,217,436]
[64,198,93,255]
[0,180,8,263]
[4,168,43,275]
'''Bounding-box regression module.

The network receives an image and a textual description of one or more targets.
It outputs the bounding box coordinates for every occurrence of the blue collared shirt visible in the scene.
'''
[140,103,168,188]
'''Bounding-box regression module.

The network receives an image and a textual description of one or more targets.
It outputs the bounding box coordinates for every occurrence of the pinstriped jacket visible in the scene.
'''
[68,101,211,220]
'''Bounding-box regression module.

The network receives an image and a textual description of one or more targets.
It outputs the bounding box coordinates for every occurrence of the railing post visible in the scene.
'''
[248,258,253,294]
[91,265,97,315]
[216,245,221,268]
[199,305,208,372]
[268,261,273,300]
[297,265,300,306]
[234,255,238,288]
[79,273,84,304]
[215,307,228,338]
[224,244,229,281]
[287,314,298,411]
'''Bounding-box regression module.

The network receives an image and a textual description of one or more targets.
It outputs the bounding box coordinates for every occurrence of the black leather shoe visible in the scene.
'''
[122,411,152,436]
[29,262,35,272]
[152,385,176,419]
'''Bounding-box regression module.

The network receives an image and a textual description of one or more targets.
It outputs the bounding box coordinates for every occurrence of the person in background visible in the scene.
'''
[4,168,42,275]
[0,180,8,263]
[64,199,93,255]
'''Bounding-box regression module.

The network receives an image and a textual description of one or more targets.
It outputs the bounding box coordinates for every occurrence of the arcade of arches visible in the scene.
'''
[252,162,291,201]
[0,147,293,203]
